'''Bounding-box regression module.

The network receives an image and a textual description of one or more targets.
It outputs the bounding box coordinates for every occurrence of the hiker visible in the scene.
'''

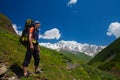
[22,21,41,77]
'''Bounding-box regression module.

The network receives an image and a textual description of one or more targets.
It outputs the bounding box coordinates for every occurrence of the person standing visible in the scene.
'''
[22,21,41,77]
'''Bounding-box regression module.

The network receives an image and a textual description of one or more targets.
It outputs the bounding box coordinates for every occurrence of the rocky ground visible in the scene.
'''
[0,57,20,80]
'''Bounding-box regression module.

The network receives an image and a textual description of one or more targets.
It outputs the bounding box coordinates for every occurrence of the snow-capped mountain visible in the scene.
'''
[39,40,106,57]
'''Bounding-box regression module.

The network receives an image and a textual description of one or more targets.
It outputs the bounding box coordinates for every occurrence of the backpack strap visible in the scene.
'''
[29,27,38,44]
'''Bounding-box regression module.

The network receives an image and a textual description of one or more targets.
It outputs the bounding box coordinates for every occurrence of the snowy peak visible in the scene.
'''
[39,40,105,57]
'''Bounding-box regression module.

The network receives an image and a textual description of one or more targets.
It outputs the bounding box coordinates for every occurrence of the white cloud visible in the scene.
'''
[107,22,120,38]
[12,24,22,36]
[39,28,61,40]
[67,0,77,7]
[12,24,61,40]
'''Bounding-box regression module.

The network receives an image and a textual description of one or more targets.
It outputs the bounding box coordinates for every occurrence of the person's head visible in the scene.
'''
[34,21,41,29]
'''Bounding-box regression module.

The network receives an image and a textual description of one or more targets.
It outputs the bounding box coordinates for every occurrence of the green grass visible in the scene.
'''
[0,14,120,80]
[88,37,120,77]
[0,27,119,80]
[61,51,92,63]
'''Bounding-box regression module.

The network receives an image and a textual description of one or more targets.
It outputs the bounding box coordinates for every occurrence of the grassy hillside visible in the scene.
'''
[60,51,92,63]
[0,14,120,80]
[0,13,16,34]
[88,37,120,77]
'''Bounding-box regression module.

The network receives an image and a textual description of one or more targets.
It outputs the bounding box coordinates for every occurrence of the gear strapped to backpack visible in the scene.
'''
[19,19,35,46]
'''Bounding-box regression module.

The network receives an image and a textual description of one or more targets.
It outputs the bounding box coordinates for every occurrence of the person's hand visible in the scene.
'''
[30,45,34,50]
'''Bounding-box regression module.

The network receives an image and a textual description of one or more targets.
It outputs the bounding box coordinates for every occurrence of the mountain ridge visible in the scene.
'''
[39,40,105,57]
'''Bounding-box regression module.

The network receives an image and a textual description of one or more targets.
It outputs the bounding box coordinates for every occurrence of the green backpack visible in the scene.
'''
[19,19,34,46]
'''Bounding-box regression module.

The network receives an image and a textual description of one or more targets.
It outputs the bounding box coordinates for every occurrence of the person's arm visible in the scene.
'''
[29,27,34,49]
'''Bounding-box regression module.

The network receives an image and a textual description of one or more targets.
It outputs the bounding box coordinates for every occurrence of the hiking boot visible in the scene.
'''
[34,70,42,74]
[23,71,31,77]
[24,73,29,78]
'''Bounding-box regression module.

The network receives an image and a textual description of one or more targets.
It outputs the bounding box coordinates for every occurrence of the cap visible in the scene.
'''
[34,21,40,24]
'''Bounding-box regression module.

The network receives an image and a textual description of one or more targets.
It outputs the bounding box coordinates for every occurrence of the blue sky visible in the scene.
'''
[1,0,120,46]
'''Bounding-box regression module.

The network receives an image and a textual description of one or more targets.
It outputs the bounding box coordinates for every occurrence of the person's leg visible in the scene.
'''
[33,45,40,72]
[23,47,33,76]
[23,67,27,76]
